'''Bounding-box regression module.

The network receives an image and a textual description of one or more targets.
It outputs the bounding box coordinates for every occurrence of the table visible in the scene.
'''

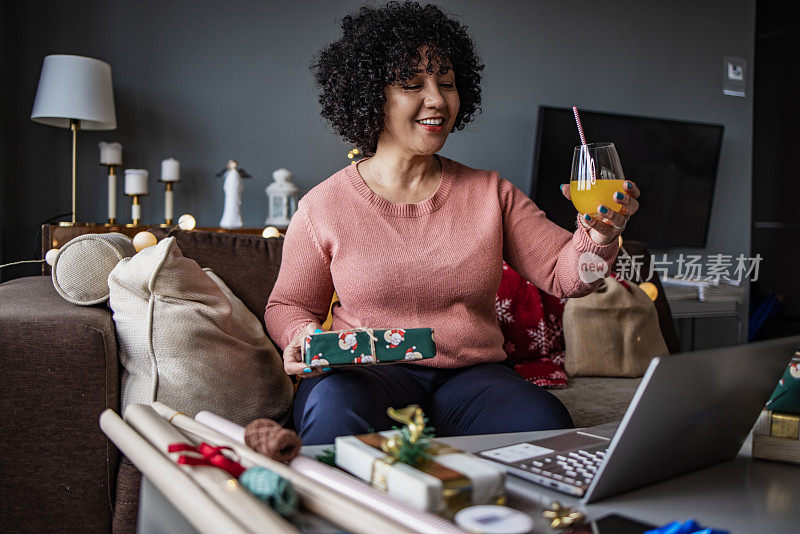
[40,224,286,274]
[137,429,800,533]
[435,431,799,533]
[667,297,744,349]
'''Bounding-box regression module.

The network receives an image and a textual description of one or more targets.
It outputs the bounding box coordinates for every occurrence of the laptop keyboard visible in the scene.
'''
[479,428,617,496]
[517,446,607,487]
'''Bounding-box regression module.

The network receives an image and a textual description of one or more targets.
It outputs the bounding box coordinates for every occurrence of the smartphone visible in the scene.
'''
[564,513,656,534]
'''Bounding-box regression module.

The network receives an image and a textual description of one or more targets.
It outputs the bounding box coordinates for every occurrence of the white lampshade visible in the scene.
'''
[31,55,116,130]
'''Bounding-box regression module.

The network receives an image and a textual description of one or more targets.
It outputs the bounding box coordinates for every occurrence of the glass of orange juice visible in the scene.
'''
[569,142,625,216]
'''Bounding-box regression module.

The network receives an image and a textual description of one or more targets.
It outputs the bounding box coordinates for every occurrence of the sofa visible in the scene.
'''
[0,229,678,533]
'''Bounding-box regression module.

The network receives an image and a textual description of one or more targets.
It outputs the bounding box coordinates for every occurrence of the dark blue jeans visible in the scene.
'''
[293,362,573,445]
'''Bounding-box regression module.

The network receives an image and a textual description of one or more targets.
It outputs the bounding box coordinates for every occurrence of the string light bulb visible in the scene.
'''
[133,231,158,252]
[45,249,59,266]
[262,226,281,238]
[638,281,659,301]
[177,214,196,230]
[347,148,362,165]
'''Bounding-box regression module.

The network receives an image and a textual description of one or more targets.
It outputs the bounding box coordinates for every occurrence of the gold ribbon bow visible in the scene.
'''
[543,501,585,529]
[381,405,426,459]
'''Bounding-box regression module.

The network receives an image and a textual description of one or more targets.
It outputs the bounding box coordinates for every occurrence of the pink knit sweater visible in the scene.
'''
[265,156,619,368]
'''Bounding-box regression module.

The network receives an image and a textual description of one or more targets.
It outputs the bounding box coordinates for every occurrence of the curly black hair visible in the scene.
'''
[312,1,484,155]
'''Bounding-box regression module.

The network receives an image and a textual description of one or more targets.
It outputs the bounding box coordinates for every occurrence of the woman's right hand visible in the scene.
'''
[283,322,326,377]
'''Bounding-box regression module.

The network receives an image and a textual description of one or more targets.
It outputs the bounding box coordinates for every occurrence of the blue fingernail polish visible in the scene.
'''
[615,192,624,201]
[584,214,592,221]
[313,328,323,334]
[302,368,311,373]
[598,205,608,214]
[625,181,632,189]
[322,367,331,372]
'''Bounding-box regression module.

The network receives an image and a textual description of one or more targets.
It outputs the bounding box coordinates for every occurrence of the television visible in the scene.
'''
[532,106,724,248]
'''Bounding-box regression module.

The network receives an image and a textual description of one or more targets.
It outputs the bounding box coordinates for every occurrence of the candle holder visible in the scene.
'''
[100,163,121,225]
[158,178,181,227]
[125,193,148,227]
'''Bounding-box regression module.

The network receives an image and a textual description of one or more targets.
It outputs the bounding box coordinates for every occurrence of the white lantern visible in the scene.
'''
[265,168,299,226]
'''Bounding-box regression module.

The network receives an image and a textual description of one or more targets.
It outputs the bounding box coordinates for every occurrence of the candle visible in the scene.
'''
[161,157,180,182]
[125,169,148,195]
[99,141,123,165]
[165,187,174,221]
[108,173,117,220]
[131,198,142,223]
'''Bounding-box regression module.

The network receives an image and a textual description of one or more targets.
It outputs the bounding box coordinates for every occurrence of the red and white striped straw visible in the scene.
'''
[572,106,587,145]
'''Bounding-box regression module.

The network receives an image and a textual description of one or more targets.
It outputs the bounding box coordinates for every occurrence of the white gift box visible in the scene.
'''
[335,431,505,515]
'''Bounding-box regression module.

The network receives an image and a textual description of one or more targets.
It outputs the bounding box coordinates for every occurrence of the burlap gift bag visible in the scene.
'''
[564,277,668,377]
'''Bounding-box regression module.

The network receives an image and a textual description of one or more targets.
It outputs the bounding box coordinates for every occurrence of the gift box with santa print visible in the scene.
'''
[301,327,436,367]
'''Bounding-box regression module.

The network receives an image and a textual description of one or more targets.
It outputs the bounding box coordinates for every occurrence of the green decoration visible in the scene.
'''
[380,405,436,468]
[766,350,800,414]
[316,447,337,467]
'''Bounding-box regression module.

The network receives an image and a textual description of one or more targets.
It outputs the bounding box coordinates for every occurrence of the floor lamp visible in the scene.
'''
[31,55,117,226]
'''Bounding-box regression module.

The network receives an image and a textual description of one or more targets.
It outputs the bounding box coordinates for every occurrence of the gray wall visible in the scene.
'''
[2,0,754,282]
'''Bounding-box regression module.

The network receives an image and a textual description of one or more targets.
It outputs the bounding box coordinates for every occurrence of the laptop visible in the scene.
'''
[478,335,799,503]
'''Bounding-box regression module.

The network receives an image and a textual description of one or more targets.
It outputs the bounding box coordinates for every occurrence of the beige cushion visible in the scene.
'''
[108,237,293,426]
[52,233,136,305]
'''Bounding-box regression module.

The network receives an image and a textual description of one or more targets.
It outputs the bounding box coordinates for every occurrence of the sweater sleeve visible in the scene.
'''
[265,201,335,350]
[500,177,619,297]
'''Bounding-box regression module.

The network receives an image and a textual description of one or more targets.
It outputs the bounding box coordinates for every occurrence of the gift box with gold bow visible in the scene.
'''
[334,406,505,516]
[301,327,436,367]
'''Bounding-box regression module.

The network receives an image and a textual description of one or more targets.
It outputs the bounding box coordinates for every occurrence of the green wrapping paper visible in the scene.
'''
[766,348,800,414]
[302,328,436,367]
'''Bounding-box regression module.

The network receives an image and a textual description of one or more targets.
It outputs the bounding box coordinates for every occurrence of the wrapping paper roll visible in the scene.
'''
[150,402,423,534]
[291,455,468,534]
[99,409,251,534]
[182,404,467,534]
[196,410,246,444]
[123,404,296,534]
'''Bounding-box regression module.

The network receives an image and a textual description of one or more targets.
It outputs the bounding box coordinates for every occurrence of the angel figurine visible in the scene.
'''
[216,159,251,229]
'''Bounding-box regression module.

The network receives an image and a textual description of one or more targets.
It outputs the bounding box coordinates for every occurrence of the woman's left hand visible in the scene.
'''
[560,180,641,246]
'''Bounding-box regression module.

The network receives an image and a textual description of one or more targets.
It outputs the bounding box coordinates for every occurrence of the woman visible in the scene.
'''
[265,1,640,445]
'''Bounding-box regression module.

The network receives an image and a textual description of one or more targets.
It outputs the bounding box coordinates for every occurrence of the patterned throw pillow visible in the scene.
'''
[496,262,568,388]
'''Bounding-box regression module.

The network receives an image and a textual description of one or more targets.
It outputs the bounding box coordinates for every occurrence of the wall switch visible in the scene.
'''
[723,56,746,97]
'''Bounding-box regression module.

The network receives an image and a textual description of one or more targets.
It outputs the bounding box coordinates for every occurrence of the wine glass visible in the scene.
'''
[569,142,625,216]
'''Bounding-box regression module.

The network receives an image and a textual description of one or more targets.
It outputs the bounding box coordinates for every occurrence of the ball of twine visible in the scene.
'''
[244,419,302,463]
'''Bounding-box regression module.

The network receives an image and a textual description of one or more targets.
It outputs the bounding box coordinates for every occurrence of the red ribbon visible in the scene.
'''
[168,442,246,478]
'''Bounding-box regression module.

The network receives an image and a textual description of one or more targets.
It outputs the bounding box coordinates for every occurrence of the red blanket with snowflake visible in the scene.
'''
[496,262,568,388]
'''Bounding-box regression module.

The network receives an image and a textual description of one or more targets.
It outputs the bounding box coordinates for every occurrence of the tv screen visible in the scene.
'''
[532,106,724,248]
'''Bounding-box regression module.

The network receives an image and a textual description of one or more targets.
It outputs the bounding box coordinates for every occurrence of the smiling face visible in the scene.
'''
[377,48,460,158]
